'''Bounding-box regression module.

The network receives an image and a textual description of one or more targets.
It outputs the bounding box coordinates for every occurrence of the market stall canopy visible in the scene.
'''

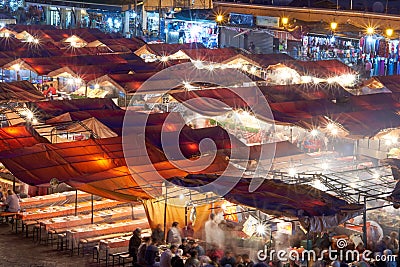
[134,43,205,58]
[0,126,48,152]
[27,98,120,121]
[65,117,118,139]
[286,60,357,78]
[180,48,240,63]
[171,174,363,231]
[0,81,44,102]
[365,75,400,95]
[329,110,400,138]
[0,135,231,200]
[46,110,185,136]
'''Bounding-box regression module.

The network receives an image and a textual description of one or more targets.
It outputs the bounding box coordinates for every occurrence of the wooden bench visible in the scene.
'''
[118,253,132,267]
[0,211,18,223]
[109,251,129,267]
[22,220,38,238]
[0,212,20,233]
[79,232,131,257]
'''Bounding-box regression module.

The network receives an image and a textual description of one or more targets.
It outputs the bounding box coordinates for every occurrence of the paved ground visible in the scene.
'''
[0,222,101,267]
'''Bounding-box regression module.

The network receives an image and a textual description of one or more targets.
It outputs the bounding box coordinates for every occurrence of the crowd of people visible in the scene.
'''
[128,222,260,267]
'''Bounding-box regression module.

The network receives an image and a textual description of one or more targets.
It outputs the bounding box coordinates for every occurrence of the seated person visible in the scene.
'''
[4,190,20,212]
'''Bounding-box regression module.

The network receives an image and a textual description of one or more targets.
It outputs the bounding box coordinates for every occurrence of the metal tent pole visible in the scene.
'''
[74,190,78,216]
[91,194,94,224]
[362,197,367,246]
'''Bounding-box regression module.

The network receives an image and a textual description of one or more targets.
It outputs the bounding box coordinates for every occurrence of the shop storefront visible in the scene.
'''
[301,33,361,65]
[165,19,217,47]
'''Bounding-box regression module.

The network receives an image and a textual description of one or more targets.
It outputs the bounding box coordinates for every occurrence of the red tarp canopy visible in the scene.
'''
[27,98,120,120]
[0,81,44,102]
[0,126,48,152]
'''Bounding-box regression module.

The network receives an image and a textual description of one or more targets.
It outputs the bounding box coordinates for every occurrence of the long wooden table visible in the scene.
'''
[20,191,91,209]
[65,218,149,253]
[17,199,123,221]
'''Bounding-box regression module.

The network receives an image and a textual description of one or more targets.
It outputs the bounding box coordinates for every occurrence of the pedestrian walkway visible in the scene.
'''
[0,222,98,267]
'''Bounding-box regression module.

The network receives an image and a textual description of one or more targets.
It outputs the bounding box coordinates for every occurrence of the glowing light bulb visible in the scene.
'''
[94,84,100,89]
[216,15,224,23]
[310,129,318,137]
[330,21,338,31]
[366,27,374,35]
[281,17,289,26]
[386,28,394,37]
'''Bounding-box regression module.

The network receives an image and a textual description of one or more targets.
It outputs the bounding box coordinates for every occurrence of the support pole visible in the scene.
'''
[362,197,367,246]
[163,184,168,242]
[75,189,78,216]
[185,206,188,227]
[91,194,94,224]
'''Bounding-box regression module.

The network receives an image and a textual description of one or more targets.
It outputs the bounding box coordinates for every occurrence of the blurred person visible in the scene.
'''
[236,255,244,267]
[189,240,205,257]
[145,237,159,267]
[389,232,399,254]
[167,222,182,246]
[185,250,201,267]
[220,251,235,267]
[152,224,165,244]
[183,222,194,238]
[43,83,56,100]
[383,249,396,267]
[129,228,142,264]
[172,249,185,267]
[179,238,190,256]
[4,189,20,212]
[242,254,254,267]
[160,245,178,267]
[206,244,224,261]
[138,237,151,267]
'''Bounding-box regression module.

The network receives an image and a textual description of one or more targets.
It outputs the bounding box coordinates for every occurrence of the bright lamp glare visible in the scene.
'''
[179,194,184,200]
[331,128,338,136]
[94,84,100,89]
[26,110,34,120]
[366,27,374,35]
[310,129,318,137]
[321,162,329,170]
[327,123,335,130]
[288,168,297,177]
[256,223,266,235]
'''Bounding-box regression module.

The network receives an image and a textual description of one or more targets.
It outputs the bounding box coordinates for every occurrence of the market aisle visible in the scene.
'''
[0,223,98,267]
